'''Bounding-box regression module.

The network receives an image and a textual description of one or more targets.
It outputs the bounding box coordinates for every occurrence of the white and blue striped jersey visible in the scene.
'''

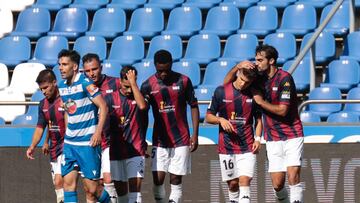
[58,73,101,146]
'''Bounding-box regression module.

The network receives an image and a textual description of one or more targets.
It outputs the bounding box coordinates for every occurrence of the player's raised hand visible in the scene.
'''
[90,132,102,147]
[26,146,35,160]
[219,117,235,134]
[235,61,256,70]
[126,70,137,87]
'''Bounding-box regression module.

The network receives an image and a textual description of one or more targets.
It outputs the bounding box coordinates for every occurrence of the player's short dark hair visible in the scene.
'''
[255,44,278,64]
[154,49,172,65]
[58,49,80,65]
[120,66,138,80]
[82,53,101,65]
[36,69,57,85]
[240,67,258,81]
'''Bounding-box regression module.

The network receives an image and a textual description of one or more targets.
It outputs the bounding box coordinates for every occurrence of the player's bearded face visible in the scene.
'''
[255,52,270,73]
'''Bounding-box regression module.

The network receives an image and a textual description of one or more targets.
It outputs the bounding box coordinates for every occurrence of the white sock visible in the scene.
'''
[117,194,128,203]
[153,184,166,203]
[228,189,239,203]
[289,183,303,203]
[55,188,64,203]
[104,183,118,203]
[239,186,250,203]
[169,184,182,203]
[128,192,142,203]
[274,187,290,203]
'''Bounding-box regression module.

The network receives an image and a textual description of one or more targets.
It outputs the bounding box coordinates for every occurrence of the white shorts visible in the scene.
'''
[50,154,63,180]
[151,146,191,176]
[101,147,111,178]
[110,156,145,182]
[219,153,256,182]
[266,137,304,173]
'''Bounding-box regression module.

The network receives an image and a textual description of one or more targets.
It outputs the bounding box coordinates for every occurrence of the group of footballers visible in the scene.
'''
[25,44,304,203]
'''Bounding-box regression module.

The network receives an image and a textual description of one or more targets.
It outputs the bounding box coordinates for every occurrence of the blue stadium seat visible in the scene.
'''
[0,117,5,125]
[327,111,359,123]
[52,65,62,80]
[308,86,342,118]
[263,32,297,64]
[101,61,122,78]
[182,0,222,9]
[199,5,240,38]
[69,0,109,11]
[220,0,259,9]
[320,2,349,36]
[341,31,360,62]
[33,0,72,11]
[74,36,107,61]
[282,59,310,92]
[220,33,258,62]
[200,60,236,88]
[30,36,68,67]
[11,7,50,39]
[145,0,184,9]
[146,35,183,61]
[195,86,216,121]
[104,35,144,65]
[276,4,317,37]
[48,8,89,39]
[0,36,31,67]
[31,90,45,101]
[107,0,146,10]
[184,34,221,64]
[172,60,201,87]
[296,0,333,8]
[86,7,126,39]
[321,59,360,92]
[133,60,156,86]
[238,5,278,37]
[300,111,321,122]
[257,0,296,8]
[161,6,202,38]
[12,110,38,125]
[124,7,164,38]
[300,32,336,64]
[343,87,360,116]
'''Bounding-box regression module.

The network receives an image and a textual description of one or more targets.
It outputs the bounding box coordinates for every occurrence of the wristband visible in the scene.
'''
[254,136,261,142]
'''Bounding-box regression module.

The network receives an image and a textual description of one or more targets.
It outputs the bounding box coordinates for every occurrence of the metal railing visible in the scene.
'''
[298,99,360,113]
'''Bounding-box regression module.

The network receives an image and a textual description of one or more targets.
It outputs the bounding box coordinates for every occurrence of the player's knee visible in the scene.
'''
[102,173,112,184]
[287,173,300,185]
[54,177,63,189]
[227,180,239,192]
[169,175,182,185]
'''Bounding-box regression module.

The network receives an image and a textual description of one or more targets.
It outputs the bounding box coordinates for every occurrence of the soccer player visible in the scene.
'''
[224,45,304,203]
[140,50,200,203]
[104,66,148,203]
[57,49,110,203]
[82,53,120,203]
[26,69,65,203]
[205,68,262,203]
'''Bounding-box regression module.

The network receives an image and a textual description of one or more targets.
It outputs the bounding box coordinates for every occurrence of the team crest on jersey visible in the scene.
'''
[64,99,77,114]
[86,84,99,96]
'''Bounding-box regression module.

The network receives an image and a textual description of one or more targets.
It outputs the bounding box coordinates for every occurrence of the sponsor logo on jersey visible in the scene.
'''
[172,85,180,90]
[284,82,290,87]
[272,87,278,91]
[222,99,233,103]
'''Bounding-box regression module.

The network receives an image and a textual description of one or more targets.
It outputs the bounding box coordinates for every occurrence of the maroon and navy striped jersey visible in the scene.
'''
[207,83,261,154]
[261,69,304,141]
[98,74,121,150]
[37,95,65,162]
[140,72,198,148]
[104,90,148,160]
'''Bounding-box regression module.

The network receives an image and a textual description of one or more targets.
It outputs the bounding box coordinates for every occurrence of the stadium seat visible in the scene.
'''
[123,7,164,38]
[107,0,146,10]
[257,0,297,8]
[308,86,342,118]
[296,0,333,8]
[300,32,336,64]
[0,63,9,90]
[0,36,31,67]
[30,36,68,67]
[11,7,50,40]
[104,35,144,65]
[12,110,38,125]
[327,111,359,123]
[195,86,216,121]
[320,59,360,92]
[343,87,360,116]
[145,0,184,9]
[172,60,201,87]
[263,32,297,64]
[101,61,122,78]
[220,33,258,62]
[0,117,5,125]
[48,8,89,39]
[32,0,71,11]
[74,36,107,61]
[0,7,13,39]
[320,2,349,36]
[0,87,26,122]
[52,65,62,80]
[161,6,202,38]
[199,5,240,37]
[300,111,321,122]
[238,5,278,37]
[341,31,360,62]
[183,34,221,64]
[133,60,156,86]
[1,0,35,12]
[282,59,310,92]
[86,7,126,39]
[220,0,259,9]
[146,35,183,61]
[200,60,236,88]
[276,4,317,37]
[9,63,46,95]
[31,90,44,101]
[69,0,109,11]
[182,0,222,9]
